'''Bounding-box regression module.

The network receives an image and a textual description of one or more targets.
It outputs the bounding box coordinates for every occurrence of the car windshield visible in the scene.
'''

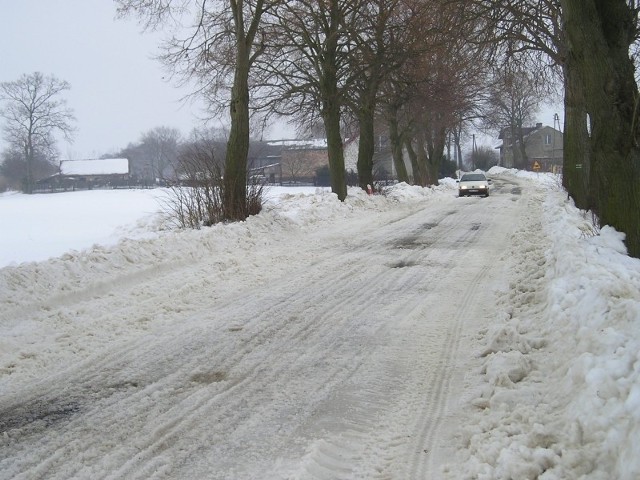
[460,174,486,181]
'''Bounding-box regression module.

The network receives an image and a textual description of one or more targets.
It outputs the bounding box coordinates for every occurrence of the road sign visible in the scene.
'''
[532,161,541,171]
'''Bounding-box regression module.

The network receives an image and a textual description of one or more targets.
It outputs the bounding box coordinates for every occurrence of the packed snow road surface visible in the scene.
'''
[2,176,540,478]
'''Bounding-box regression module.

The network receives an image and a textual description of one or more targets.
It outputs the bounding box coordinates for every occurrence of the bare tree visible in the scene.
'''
[166,129,225,228]
[461,1,578,188]
[346,0,411,192]
[161,126,263,227]
[281,154,313,184]
[118,126,182,184]
[140,126,182,182]
[0,72,75,193]
[462,0,596,206]
[366,0,492,187]
[257,0,370,201]
[399,1,490,186]
[379,54,423,185]
[485,65,541,169]
[0,147,57,191]
[117,0,277,220]
[467,145,499,171]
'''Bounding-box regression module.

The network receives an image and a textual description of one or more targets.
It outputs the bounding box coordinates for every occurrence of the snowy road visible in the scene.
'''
[1,176,539,479]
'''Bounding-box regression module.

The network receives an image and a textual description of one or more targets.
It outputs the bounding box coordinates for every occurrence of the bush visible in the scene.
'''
[161,145,264,229]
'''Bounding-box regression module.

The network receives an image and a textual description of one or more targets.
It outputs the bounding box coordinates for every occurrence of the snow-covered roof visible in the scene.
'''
[267,138,328,148]
[60,158,129,176]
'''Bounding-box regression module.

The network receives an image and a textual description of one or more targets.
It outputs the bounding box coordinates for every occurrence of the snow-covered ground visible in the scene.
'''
[0,170,638,479]
[0,186,320,268]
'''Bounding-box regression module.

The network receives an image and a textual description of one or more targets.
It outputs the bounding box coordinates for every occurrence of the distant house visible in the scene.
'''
[281,141,329,185]
[247,141,285,184]
[251,139,330,185]
[37,158,131,192]
[498,123,563,173]
[249,137,402,186]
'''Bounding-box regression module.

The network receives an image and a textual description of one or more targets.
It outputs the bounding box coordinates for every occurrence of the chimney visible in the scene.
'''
[536,122,543,129]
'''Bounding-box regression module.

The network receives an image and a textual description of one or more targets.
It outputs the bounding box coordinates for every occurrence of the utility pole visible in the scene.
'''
[552,113,561,173]
[472,134,477,170]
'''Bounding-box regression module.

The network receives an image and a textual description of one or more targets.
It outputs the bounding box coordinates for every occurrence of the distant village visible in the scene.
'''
[34,121,563,194]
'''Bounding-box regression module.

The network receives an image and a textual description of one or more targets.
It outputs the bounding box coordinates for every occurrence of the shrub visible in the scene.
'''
[161,144,264,229]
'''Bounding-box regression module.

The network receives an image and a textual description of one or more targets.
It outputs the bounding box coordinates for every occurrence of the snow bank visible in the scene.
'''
[446,172,640,479]
[0,182,455,313]
[545,200,640,479]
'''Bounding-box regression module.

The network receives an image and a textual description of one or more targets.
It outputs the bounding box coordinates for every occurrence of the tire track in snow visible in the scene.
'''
[106,271,388,478]
[2,203,446,479]
[404,177,531,478]
[281,204,489,479]
[407,259,494,479]
[109,213,466,479]
[1,180,533,479]
[290,177,526,479]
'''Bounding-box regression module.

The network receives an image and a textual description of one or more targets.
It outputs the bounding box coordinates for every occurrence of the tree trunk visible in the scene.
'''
[452,125,463,170]
[24,142,34,195]
[316,0,347,201]
[223,1,259,221]
[508,123,519,169]
[425,123,445,186]
[414,129,429,187]
[404,135,420,185]
[388,106,409,183]
[223,0,267,220]
[357,103,375,191]
[561,0,640,257]
[322,105,347,201]
[562,60,590,209]
[224,46,251,221]
[517,127,529,169]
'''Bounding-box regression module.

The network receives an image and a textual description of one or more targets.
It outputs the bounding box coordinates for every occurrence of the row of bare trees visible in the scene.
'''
[116,0,640,256]
[116,0,495,202]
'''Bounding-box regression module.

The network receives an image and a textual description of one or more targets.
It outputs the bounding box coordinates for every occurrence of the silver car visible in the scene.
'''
[457,173,491,197]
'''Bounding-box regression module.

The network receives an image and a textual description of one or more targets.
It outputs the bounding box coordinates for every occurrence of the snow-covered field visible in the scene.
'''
[0,186,319,268]
[0,170,638,479]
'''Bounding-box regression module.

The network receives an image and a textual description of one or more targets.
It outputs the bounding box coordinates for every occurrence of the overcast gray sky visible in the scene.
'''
[0,0,203,159]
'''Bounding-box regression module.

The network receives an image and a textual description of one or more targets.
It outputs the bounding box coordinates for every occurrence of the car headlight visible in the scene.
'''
[461,185,468,189]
